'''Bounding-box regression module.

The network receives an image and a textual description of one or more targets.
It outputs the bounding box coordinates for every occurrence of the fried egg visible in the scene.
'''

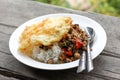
[18,16,72,56]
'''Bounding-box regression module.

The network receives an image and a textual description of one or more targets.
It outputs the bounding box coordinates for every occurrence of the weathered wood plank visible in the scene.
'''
[0,74,19,80]
[0,0,120,27]
[0,67,36,80]
[0,32,11,55]
[92,55,120,80]
[0,51,120,80]
[0,24,16,35]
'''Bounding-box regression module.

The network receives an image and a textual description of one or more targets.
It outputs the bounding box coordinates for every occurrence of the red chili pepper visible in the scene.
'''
[75,38,83,49]
[65,51,73,56]
[62,48,67,51]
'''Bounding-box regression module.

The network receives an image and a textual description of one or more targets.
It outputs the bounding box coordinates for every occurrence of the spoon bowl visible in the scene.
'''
[87,27,95,43]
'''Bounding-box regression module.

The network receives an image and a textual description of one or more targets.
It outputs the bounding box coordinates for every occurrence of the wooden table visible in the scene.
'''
[0,0,120,80]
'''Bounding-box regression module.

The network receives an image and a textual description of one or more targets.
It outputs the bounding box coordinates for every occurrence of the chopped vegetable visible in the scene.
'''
[75,38,83,49]
[65,51,73,56]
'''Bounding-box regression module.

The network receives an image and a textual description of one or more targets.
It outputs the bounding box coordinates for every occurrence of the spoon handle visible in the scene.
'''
[77,51,86,73]
[86,44,93,72]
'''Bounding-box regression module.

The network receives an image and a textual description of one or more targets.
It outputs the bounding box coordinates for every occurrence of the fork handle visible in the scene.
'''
[86,44,94,72]
[77,51,86,73]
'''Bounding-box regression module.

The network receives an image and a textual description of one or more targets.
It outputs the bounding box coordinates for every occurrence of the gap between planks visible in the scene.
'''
[0,23,17,28]
[101,49,120,59]
[0,67,36,80]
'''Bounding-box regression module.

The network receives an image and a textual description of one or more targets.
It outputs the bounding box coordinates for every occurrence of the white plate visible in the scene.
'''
[9,13,107,70]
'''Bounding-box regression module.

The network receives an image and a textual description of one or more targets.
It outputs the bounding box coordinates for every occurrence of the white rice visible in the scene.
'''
[32,43,61,63]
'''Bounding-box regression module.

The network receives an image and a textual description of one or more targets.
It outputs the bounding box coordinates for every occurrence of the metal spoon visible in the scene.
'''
[77,27,95,73]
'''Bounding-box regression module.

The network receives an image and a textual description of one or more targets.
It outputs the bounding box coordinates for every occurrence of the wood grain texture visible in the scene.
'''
[0,74,19,80]
[0,51,120,80]
[0,0,120,80]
